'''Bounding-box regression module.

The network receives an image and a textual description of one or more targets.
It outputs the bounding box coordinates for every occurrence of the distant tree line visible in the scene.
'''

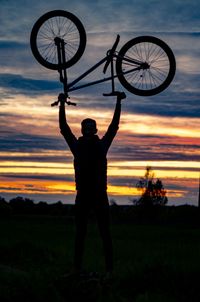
[0,196,200,226]
[0,167,169,218]
[0,196,75,217]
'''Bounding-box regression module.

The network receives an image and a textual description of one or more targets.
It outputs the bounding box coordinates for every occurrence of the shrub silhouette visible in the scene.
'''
[135,166,168,207]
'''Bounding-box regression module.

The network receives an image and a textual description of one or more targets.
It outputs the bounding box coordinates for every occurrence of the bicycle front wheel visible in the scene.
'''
[116,36,176,96]
[30,10,86,70]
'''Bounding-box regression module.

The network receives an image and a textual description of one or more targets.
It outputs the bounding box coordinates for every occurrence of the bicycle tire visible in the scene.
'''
[30,10,86,70]
[116,36,176,96]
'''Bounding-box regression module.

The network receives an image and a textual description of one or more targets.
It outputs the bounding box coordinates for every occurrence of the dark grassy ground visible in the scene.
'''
[0,215,200,302]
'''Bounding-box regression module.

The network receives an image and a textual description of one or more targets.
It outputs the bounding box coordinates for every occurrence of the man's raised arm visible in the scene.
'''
[58,93,77,154]
[102,91,126,150]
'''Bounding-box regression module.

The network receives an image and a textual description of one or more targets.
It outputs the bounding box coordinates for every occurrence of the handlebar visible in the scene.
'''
[51,92,77,106]
[51,100,77,107]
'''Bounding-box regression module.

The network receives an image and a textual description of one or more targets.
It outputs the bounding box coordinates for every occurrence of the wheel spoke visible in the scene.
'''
[31,11,86,69]
[117,38,174,93]
[37,21,78,64]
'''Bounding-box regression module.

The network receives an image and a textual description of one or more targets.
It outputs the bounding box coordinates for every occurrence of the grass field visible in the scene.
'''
[0,215,200,302]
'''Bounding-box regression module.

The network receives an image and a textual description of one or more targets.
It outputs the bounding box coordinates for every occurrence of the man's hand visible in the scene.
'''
[58,93,66,106]
[58,93,77,106]
[116,91,126,101]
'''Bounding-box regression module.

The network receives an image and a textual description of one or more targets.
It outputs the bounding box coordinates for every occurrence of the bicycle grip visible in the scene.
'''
[66,101,77,106]
[51,100,59,107]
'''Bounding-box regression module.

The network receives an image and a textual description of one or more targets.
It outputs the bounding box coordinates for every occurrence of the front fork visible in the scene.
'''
[51,37,76,107]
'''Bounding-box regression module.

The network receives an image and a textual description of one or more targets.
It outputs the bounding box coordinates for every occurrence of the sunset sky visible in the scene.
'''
[0,0,200,205]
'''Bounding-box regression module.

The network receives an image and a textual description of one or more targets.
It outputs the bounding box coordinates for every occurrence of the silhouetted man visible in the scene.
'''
[59,91,126,275]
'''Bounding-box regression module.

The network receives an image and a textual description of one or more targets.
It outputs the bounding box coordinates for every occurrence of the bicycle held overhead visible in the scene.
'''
[30,10,176,106]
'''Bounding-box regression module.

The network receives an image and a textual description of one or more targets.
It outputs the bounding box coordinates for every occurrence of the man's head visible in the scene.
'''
[81,118,97,137]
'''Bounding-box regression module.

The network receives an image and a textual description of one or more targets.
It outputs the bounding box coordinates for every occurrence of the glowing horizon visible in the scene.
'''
[0,176,187,198]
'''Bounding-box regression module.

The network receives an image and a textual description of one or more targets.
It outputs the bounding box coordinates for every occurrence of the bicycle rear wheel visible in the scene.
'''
[116,36,176,96]
[30,10,86,70]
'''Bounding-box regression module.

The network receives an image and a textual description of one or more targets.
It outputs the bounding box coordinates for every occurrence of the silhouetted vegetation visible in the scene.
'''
[133,166,168,207]
[0,196,75,217]
[0,196,200,302]
[0,195,200,227]
[0,214,200,302]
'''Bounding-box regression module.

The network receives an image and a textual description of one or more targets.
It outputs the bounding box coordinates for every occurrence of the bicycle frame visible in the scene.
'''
[55,36,146,98]
[67,55,142,93]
